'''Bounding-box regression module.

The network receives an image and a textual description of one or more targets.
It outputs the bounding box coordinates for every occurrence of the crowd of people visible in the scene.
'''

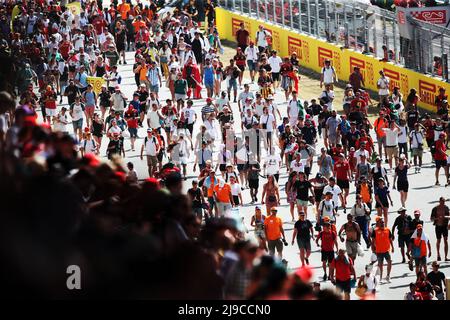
[0,0,449,300]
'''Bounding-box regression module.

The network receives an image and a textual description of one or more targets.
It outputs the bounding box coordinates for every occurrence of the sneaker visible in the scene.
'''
[437,256,441,261]
[408,260,414,271]
[385,276,391,283]
[435,181,440,186]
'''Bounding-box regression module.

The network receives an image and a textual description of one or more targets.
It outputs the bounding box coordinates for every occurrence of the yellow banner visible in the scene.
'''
[67,1,81,16]
[216,7,449,113]
[87,77,105,94]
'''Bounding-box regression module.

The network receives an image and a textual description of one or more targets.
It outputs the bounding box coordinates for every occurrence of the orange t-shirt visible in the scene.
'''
[374,227,392,253]
[264,215,283,241]
[118,3,131,20]
[413,238,427,257]
[132,20,146,32]
[373,118,387,138]
[139,64,148,81]
[360,184,371,203]
[214,184,231,203]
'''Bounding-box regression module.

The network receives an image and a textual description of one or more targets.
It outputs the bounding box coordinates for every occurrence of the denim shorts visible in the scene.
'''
[247,60,256,71]
[228,78,237,90]
[72,118,83,130]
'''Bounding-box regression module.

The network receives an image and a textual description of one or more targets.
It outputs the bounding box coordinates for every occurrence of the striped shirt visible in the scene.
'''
[147,67,161,86]
[201,104,215,116]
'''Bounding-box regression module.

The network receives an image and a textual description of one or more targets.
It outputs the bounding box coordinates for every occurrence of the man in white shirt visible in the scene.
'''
[319,84,335,110]
[287,91,301,127]
[140,129,160,177]
[244,42,259,83]
[237,84,255,114]
[323,177,345,210]
[256,25,270,53]
[354,142,370,165]
[409,122,424,172]
[382,120,400,169]
[320,59,337,89]
[377,70,390,103]
[268,50,282,90]
[264,147,282,181]
[181,102,197,137]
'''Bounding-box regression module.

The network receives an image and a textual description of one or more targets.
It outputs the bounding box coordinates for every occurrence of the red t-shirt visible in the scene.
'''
[127,118,138,129]
[334,161,350,181]
[434,140,447,161]
[331,257,353,281]
[236,29,249,46]
[319,230,336,252]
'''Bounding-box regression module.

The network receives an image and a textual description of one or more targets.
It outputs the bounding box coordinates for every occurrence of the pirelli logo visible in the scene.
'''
[318,47,333,67]
[349,57,366,72]
[384,68,400,92]
[419,80,437,106]
[288,36,302,60]
[232,18,244,36]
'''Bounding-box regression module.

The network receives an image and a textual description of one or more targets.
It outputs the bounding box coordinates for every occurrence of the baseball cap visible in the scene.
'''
[255,205,261,210]
[323,216,331,222]
[414,209,421,215]
[115,85,120,90]
[397,207,407,213]
[206,97,213,102]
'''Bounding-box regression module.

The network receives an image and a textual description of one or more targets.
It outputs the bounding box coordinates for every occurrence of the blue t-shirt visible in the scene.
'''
[204,65,214,84]
[84,91,96,106]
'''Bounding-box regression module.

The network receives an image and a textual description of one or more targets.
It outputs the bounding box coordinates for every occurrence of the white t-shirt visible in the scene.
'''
[354,149,370,165]
[70,103,85,121]
[144,136,159,156]
[319,90,335,110]
[288,99,300,119]
[409,130,424,149]
[244,46,259,61]
[231,183,241,196]
[268,56,282,73]
[377,77,390,95]
[256,29,269,47]
[80,139,97,154]
[216,97,229,113]
[290,159,307,173]
[147,110,161,129]
[254,102,265,117]
[181,107,196,124]
[322,66,335,84]
[398,126,408,144]
[319,199,335,219]
[54,113,68,132]
[265,154,282,175]
[323,184,342,207]
[108,126,123,136]
[260,114,275,132]
[383,128,399,147]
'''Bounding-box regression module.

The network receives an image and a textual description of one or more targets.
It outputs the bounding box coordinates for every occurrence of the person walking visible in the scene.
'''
[213,178,234,217]
[291,212,314,267]
[408,224,432,275]
[250,206,267,251]
[264,207,286,259]
[261,175,280,215]
[430,197,450,261]
[371,218,394,283]
[392,207,413,263]
[393,154,410,207]
[140,129,160,178]
[329,249,357,300]
[316,221,338,281]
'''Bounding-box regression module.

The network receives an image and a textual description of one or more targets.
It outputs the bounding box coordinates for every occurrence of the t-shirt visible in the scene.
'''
[322,66,335,84]
[294,219,313,241]
[334,161,350,181]
[290,159,307,173]
[319,199,335,219]
[70,103,85,121]
[264,215,283,241]
[268,56,282,73]
[265,154,281,175]
[260,114,275,132]
[323,185,343,208]
[230,183,241,196]
[294,180,312,201]
[331,257,354,281]
[318,230,337,252]
[377,77,390,95]
[434,140,447,161]
[427,271,446,292]
[373,227,392,253]
[181,107,196,124]
[188,188,202,208]
[383,128,399,147]
[214,183,231,203]
[409,130,424,149]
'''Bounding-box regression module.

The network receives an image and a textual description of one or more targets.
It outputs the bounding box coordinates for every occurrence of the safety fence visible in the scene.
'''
[217,0,450,81]
[215,5,450,113]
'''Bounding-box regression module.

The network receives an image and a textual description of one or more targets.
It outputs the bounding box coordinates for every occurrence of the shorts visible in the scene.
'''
[297,199,309,207]
[208,196,215,208]
[228,78,238,91]
[72,118,83,130]
[376,252,391,264]
[248,179,259,189]
[281,76,292,90]
[233,195,240,205]
[268,239,283,253]
[435,225,449,239]
[321,250,335,263]
[335,280,351,294]
[345,240,359,257]
[205,80,214,89]
[411,148,423,157]
[237,164,248,172]
[271,72,280,82]
[328,134,338,145]
[247,60,256,71]
[296,238,311,251]
[397,180,409,192]
[146,155,158,168]
[157,151,164,162]
[435,159,447,169]
[45,108,57,117]
[414,256,427,266]
[386,146,398,159]
[85,105,95,113]
[377,136,386,146]
[375,200,389,209]
[175,93,187,101]
[398,234,411,248]
[237,65,245,72]
[337,179,350,190]
[150,84,159,93]
[128,127,137,138]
